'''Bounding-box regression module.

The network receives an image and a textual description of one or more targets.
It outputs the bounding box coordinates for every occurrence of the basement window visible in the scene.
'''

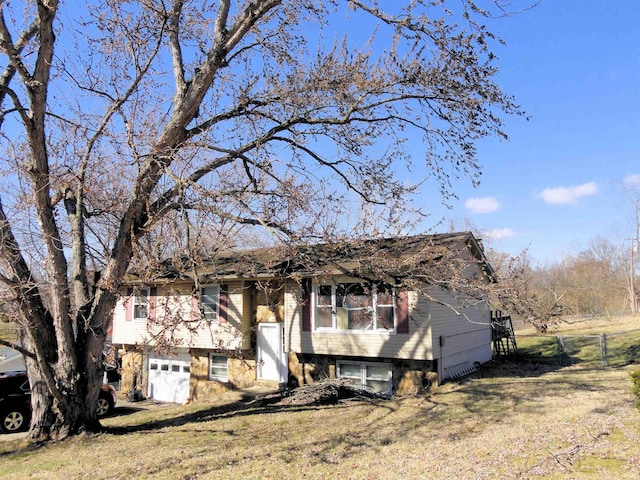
[209,354,228,382]
[337,361,392,395]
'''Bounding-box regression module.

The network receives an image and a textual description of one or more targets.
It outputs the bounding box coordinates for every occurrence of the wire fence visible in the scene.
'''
[518,328,640,368]
[556,334,607,366]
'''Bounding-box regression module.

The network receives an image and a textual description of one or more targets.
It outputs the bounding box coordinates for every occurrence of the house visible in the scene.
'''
[111,232,496,403]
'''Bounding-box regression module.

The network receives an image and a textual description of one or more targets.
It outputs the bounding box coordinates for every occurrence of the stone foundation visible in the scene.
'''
[288,351,334,386]
[119,347,439,402]
[288,353,437,395]
[189,349,257,402]
[119,349,145,400]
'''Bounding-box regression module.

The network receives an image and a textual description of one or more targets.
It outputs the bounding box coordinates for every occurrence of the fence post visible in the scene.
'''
[556,335,563,366]
[600,333,609,367]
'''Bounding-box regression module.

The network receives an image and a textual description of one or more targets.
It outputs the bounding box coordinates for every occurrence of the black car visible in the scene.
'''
[0,371,117,433]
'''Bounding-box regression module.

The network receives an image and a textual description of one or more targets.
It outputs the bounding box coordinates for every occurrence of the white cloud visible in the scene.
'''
[540,182,599,205]
[623,174,640,188]
[482,228,516,241]
[465,196,500,214]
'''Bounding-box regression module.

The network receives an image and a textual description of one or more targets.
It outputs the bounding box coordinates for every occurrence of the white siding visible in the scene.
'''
[285,280,492,370]
[427,286,492,378]
[284,280,301,353]
[112,293,148,345]
[112,281,245,350]
[285,280,433,360]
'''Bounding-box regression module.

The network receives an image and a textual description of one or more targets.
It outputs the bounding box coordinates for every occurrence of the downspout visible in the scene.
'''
[439,335,445,382]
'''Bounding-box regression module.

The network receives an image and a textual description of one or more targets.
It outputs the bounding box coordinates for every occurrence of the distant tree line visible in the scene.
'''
[489,236,633,332]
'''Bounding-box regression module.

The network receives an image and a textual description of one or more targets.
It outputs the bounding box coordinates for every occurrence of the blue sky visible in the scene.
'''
[419,1,640,263]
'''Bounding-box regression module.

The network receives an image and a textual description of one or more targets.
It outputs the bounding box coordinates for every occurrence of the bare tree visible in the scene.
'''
[0,0,522,441]
[489,250,563,333]
[561,238,627,316]
[493,236,629,332]
[621,176,640,314]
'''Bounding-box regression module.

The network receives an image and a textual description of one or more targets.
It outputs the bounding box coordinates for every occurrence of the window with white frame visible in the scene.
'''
[200,285,220,321]
[314,282,396,331]
[133,288,149,320]
[337,361,392,394]
[209,353,228,381]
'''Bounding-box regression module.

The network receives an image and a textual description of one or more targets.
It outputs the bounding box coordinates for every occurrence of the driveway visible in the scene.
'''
[0,430,27,442]
[1,388,277,443]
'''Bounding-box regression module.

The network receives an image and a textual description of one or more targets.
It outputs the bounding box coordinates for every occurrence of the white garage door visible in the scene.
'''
[148,353,191,403]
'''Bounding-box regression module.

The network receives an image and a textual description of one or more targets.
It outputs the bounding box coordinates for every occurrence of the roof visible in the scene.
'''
[130,231,494,284]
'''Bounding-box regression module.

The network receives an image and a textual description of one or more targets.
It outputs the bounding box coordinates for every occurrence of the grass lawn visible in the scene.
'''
[517,314,640,367]
[1,317,640,479]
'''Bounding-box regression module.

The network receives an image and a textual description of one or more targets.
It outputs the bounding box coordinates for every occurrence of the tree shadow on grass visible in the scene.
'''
[435,357,633,424]
[3,359,628,471]
[108,404,147,417]
[104,394,370,437]
[2,356,630,475]
[104,356,619,439]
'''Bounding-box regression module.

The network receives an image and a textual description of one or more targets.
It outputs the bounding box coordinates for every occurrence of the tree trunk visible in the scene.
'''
[25,368,104,441]
[20,330,55,441]
[21,320,106,441]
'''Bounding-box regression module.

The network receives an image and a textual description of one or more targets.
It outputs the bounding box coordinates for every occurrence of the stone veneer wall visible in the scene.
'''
[288,351,333,386]
[288,352,438,396]
[119,349,144,399]
[188,349,257,402]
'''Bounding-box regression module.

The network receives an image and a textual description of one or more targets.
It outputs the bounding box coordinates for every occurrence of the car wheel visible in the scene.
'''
[96,396,114,417]
[1,407,29,433]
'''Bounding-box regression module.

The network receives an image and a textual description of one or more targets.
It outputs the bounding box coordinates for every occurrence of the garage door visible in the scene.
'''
[148,354,191,403]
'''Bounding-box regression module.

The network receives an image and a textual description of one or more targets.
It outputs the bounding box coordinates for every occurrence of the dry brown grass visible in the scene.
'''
[2,363,639,479]
[2,317,640,479]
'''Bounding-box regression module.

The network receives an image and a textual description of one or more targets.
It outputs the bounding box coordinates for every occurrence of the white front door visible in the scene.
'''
[148,353,191,403]
[257,322,287,383]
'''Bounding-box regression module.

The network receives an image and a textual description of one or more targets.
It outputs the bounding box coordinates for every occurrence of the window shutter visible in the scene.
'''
[302,278,312,332]
[191,290,200,321]
[125,287,133,322]
[148,287,157,321]
[219,285,228,323]
[396,290,409,334]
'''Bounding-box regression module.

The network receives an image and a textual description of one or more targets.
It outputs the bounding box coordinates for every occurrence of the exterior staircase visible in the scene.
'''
[491,311,517,359]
